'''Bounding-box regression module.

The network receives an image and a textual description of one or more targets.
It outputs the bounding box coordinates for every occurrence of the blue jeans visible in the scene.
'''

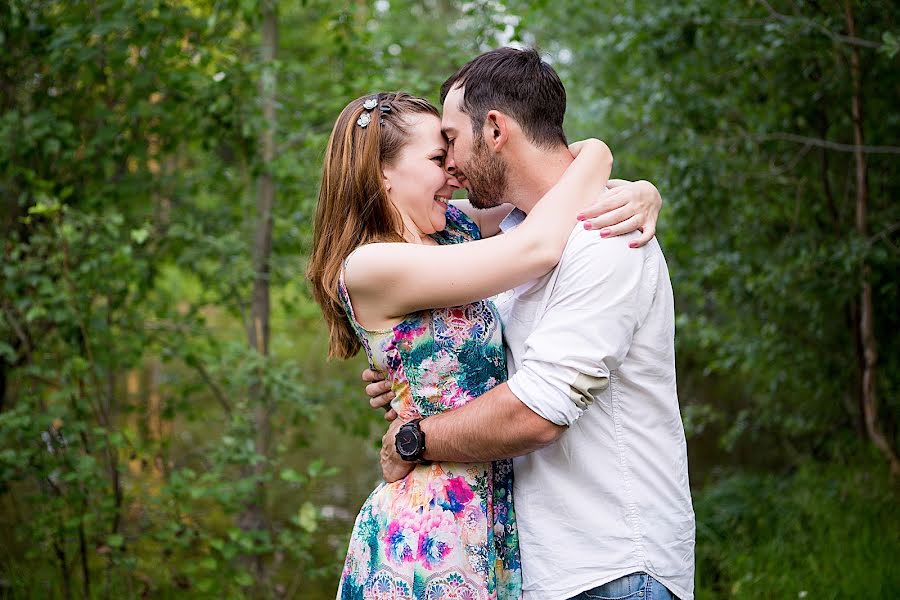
[570,572,678,600]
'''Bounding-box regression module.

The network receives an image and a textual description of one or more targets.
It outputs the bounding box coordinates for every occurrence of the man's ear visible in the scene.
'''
[484,110,509,152]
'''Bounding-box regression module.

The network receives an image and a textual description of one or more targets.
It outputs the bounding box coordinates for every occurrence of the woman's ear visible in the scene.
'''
[382,170,392,192]
[484,110,509,152]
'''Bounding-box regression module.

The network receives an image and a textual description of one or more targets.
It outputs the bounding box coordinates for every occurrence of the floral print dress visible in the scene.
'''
[336,205,522,600]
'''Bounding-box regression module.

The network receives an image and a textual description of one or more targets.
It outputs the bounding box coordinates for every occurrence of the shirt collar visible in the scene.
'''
[499,207,526,233]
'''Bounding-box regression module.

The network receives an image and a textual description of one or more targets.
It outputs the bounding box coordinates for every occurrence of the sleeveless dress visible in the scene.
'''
[336,205,522,599]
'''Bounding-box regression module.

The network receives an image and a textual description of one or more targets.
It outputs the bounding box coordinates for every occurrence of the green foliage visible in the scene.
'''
[2,0,898,597]
[695,457,900,598]
[512,0,900,456]
[1,1,517,596]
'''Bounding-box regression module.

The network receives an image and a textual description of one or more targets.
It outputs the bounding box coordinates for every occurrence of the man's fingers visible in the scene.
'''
[384,409,398,422]
[367,385,394,409]
[366,379,392,399]
[361,368,384,383]
[369,391,395,410]
[380,419,412,482]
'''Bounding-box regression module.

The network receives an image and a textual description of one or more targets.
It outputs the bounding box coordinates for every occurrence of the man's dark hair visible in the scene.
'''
[440,47,567,149]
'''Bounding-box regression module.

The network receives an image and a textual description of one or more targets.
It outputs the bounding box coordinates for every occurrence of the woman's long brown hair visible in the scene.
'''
[307,92,440,358]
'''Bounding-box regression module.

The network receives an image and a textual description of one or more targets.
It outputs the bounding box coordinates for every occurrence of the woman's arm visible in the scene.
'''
[453,173,660,245]
[344,139,613,326]
[448,141,595,238]
[449,200,515,239]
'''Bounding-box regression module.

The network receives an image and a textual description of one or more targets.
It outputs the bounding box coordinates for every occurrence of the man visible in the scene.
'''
[364,47,694,600]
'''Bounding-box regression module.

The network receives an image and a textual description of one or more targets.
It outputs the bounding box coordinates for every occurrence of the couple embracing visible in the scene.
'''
[307,47,695,600]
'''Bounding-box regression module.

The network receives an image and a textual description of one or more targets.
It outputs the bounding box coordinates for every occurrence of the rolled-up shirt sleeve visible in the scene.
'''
[507,231,657,426]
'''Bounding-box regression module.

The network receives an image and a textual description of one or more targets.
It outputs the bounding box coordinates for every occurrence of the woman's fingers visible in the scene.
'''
[578,189,626,221]
[630,223,656,248]
[598,214,643,239]
[583,204,635,231]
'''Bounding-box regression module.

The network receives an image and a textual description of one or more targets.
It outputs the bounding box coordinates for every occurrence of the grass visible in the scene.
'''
[694,455,899,599]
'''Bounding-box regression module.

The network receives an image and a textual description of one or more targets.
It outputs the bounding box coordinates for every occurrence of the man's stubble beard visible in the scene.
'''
[462,134,509,210]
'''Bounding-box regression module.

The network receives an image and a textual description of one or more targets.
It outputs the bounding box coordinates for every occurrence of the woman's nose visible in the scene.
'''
[445,173,461,189]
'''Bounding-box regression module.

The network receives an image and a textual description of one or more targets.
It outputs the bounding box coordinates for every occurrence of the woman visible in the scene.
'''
[307,92,658,599]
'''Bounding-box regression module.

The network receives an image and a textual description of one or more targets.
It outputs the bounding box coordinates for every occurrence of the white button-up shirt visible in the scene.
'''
[496,209,695,600]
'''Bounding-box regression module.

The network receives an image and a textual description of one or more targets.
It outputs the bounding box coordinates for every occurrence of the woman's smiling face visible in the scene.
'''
[382,114,460,238]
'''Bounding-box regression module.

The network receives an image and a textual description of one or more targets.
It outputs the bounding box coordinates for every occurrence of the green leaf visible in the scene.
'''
[24,306,47,323]
[130,227,150,244]
[0,342,16,362]
[279,468,304,483]
[108,534,125,548]
[235,571,254,587]
[307,458,324,477]
[298,501,317,533]
[27,199,61,216]
[881,31,899,58]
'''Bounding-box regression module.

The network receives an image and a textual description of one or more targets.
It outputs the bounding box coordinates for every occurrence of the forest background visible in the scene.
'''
[1,0,898,598]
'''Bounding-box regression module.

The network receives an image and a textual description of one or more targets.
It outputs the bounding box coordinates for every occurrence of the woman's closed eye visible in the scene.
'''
[430,154,445,166]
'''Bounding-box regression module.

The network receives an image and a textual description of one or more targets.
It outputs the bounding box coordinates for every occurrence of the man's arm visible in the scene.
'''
[380,383,565,482]
[381,231,655,483]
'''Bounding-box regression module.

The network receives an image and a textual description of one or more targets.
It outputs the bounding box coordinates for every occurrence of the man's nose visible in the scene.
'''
[444,151,457,175]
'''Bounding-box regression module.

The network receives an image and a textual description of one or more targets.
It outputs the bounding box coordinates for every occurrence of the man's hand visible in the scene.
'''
[381,418,414,483]
[577,179,662,247]
[362,368,397,421]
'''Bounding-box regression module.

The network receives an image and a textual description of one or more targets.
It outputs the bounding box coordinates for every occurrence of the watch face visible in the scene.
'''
[396,424,423,459]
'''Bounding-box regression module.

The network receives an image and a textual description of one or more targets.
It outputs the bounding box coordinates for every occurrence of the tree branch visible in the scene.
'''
[757,132,900,154]
[755,0,883,49]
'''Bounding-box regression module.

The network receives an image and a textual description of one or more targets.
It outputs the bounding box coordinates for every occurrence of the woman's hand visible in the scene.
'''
[577,179,662,248]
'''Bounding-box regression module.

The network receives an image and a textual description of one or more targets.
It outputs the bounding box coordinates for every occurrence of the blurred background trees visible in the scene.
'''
[1,0,897,598]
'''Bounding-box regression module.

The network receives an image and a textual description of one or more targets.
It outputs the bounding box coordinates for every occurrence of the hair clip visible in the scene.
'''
[357,97,393,127]
[357,97,379,128]
[378,103,392,125]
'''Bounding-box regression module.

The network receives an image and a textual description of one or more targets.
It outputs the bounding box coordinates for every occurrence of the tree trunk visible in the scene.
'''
[845,2,900,476]
[239,0,278,590]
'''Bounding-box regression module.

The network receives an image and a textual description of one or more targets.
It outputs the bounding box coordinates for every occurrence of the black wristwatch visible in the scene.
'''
[395,418,429,464]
